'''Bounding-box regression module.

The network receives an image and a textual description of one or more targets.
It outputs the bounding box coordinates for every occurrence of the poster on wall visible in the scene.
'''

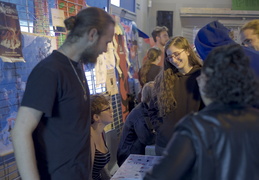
[120,19,140,79]
[115,34,129,122]
[95,54,107,85]
[232,0,259,10]
[95,42,117,86]
[0,1,24,63]
[0,32,56,156]
[106,69,118,96]
[51,8,66,32]
[57,0,86,17]
[33,0,50,35]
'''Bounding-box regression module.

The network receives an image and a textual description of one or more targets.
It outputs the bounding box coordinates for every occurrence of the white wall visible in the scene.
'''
[135,0,150,65]
[135,0,259,61]
[135,0,232,61]
[148,0,232,36]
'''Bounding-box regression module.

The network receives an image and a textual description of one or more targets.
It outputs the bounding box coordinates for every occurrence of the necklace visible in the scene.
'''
[67,57,87,101]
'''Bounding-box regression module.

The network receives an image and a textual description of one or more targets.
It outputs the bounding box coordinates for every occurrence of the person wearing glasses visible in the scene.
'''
[90,94,113,180]
[151,36,204,155]
[195,21,259,77]
[144,44,259,180]
[11,7,115,180]
[240,19,259,51]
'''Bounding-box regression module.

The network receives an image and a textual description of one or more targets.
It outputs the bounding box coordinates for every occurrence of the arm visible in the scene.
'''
[90,135,95,166]
[134,116,155,145]
[143,132,196,180]
[11,106,43,180]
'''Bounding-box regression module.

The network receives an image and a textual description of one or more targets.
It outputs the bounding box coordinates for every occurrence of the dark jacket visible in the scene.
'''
[117,103,155,166]
[144,102,259,180]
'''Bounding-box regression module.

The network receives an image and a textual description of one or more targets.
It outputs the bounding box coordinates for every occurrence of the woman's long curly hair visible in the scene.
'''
[203,44,259,105]
[155,36,202,117]
[140,47,162,85]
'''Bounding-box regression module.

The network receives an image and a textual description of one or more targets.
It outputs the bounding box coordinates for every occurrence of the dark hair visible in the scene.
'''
[64,7,115,44]
[151,26,168,42]
[203,44,259,105]
[90,94,110,124]
[140,47,162,85]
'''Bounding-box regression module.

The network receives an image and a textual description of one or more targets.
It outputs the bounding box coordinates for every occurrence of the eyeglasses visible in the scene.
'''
[166,50,185,60]
[242,39,252,46]
[100,106,111,113]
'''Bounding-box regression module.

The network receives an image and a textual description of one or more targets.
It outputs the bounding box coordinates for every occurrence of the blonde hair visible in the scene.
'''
[240,19,259,37]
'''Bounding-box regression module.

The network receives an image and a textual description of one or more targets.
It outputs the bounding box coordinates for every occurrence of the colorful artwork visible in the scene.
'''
[0,32,56,156]
[33,0,50,35]
[57,0,86,17]
[95,53,107,85]
[106,69,118,96]
[121,19,140,79]
[114,34,129,122]
[0,1,24,62]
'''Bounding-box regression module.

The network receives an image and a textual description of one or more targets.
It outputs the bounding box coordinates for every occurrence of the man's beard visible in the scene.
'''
[80,40,100,64]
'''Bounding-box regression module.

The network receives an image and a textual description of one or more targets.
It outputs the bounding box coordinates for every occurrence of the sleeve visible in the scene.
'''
[134,116,155,145]
[143,127,196,180]
[21,65,58,117]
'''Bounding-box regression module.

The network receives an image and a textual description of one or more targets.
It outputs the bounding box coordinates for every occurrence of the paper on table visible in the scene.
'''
[111,154,161,180]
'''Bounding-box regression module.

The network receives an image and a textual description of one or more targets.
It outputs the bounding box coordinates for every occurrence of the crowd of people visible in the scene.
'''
[10,5,259,180]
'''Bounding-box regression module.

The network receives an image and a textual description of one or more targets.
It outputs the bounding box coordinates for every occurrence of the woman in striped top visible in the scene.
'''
[90,94,113,180]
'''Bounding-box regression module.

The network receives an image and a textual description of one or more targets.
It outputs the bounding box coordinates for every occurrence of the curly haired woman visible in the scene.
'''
[144,44,259,180]
[151,36,204,155]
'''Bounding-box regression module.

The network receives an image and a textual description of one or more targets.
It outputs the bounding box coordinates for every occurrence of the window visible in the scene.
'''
[111,0,120,7]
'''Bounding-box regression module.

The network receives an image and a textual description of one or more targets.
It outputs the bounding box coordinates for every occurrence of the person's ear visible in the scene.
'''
[185,49,190,56]
[93,114,100,122]
[156,35,160,42]
[88,28,99,43]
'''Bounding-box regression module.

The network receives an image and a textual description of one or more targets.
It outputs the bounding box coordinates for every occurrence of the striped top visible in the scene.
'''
[92,147,111,180]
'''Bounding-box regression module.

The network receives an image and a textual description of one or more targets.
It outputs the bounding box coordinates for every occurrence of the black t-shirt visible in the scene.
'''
[156,66,204,148]
[21,50,91,180]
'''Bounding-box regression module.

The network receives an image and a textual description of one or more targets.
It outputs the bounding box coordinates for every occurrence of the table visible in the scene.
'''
[111,154,161,180]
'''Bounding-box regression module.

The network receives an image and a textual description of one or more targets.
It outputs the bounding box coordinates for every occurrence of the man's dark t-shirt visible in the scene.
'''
[21,50,91,180]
